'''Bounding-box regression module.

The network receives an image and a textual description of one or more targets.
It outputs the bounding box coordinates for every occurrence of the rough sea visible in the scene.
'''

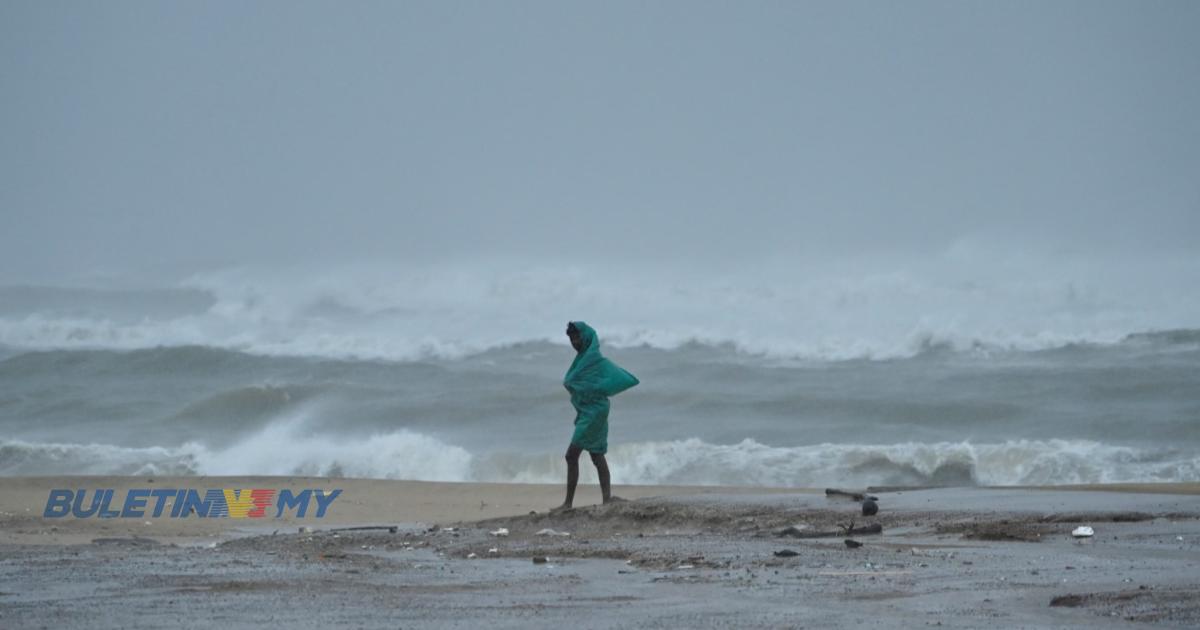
[2,259,1198,487]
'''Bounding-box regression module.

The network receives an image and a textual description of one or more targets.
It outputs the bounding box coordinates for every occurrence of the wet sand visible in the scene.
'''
[2,477,1199,628]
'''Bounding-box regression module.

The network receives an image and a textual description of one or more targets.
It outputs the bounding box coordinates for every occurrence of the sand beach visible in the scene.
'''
[2,477,1199,628]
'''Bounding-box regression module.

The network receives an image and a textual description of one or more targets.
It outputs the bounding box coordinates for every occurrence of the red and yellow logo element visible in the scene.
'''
[222,489,277,518]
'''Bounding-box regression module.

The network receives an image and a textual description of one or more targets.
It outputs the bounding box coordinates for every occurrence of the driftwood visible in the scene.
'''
[777,523,883,538]
[819,570,912,576]
[330,525,400,534]
[824,488,879,502]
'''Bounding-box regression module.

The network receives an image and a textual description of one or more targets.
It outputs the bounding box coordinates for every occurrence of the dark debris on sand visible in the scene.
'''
[9,490,1197,629]
[471,497,852,538]
[1050,587,1200,625]
[935,520,1057,542]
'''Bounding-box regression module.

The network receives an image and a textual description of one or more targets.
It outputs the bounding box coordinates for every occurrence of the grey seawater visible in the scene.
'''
[1,331,1197,486]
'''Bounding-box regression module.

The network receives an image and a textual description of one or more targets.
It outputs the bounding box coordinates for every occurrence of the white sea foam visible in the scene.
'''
[480,438,1200,487]
[604,438,1200,487]
[0,439,199,477]
[186,412,475,481]
[3,425,1196,487]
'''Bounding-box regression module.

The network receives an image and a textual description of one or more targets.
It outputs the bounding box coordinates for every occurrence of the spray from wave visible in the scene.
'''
[2,251,1198,362]
[0,416,474,482]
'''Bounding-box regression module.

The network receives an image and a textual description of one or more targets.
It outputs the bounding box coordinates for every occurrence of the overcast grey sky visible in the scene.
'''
[2,1,1197,283]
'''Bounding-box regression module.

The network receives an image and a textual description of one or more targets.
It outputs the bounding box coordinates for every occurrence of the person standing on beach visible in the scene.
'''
[554,321,639,511]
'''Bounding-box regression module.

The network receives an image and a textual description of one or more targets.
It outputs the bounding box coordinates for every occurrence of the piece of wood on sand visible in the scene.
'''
[777,522,883,538]
[825,488,879,502]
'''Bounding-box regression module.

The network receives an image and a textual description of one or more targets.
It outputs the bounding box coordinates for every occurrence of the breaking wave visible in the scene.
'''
[3,426,1196,487]
[0,426,474,482]
[482,438,1200,487]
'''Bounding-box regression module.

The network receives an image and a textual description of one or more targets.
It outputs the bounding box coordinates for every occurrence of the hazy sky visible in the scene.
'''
[2,1,1197,283]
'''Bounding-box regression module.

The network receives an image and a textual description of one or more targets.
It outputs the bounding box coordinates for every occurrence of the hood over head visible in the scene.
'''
[564,321,638,398]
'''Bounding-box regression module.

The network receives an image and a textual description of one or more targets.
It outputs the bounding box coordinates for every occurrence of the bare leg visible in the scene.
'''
[553,443,583,511]
[591,452,625,504]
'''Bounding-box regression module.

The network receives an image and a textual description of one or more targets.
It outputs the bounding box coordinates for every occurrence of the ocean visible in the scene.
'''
[2,259,1198,487]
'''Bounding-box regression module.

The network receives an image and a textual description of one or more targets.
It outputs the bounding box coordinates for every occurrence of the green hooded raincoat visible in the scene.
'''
[564,322,639,455]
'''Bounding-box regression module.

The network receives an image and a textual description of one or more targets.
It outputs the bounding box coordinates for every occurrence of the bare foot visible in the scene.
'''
[603,496,628,505]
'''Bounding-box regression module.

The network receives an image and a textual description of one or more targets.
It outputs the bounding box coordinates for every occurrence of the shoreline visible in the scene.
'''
[0,475,810,545]
[4,477,1200,627]
[1,476,1197,546]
